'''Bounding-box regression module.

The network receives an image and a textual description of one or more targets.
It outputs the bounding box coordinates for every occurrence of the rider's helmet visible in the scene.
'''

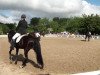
[21,14,26,19]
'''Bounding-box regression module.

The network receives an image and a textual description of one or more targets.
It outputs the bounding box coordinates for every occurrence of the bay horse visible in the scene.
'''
[8,30,44,69]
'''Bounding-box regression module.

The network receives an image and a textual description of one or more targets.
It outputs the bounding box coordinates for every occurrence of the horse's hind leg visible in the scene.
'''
[21,48,29,68]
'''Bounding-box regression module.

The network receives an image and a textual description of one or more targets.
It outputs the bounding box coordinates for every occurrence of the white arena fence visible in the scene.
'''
[44,34,100,39]
[0,35,7,37]
[0,34,100,40]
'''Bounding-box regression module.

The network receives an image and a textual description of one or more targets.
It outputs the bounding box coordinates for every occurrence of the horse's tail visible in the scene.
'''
[34,40,44,69]
[8,33,10,43]
[8,30,16,43]
[8,33,12,43]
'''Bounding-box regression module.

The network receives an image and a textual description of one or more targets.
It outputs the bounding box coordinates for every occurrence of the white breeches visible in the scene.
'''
[12,33,21,40]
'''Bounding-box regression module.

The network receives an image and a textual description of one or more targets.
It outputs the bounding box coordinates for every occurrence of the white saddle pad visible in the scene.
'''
[16,35,26,43]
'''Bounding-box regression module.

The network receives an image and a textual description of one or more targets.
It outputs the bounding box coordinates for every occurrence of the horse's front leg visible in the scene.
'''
[88,36,90,41]
[9,46,13,63]
[85,35,87,41]
[34,41,44,69]
[15,48,19,64]
[88,37,89,41]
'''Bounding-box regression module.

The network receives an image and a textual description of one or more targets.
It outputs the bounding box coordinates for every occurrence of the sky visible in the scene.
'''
[0,0,100,24]
[86,0,100,6]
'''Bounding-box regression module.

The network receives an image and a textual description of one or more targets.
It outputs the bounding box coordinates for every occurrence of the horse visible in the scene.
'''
[8,30,44,69]
[85,31,92,41]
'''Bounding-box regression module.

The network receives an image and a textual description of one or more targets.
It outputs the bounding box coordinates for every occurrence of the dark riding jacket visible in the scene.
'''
[16,19,28,35]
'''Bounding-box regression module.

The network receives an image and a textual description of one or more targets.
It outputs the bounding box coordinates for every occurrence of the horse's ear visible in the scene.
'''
[35,33,40,38]
[29,32,41,38]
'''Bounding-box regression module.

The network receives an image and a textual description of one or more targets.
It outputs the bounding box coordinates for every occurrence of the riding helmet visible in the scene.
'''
[21,14,26,18]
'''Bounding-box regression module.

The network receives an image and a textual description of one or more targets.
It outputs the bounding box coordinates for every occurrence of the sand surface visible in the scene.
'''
[0,37,100,75]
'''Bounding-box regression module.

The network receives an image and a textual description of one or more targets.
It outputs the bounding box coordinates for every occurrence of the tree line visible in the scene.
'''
[0,14,100,35]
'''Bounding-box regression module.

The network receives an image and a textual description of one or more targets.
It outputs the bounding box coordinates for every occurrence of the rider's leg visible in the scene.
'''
[12,33,21,40]
[11,33,21,49]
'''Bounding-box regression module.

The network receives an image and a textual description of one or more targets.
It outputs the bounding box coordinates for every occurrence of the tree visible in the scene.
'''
[6,23,16,30]
[78,14,100,34]
[38,18,49,32]
[2,24,9,34]
[27,25,34,33]
[48,21,59,33]
[30,17,40,26]
[53,17,60,23]
[0,24,3,34]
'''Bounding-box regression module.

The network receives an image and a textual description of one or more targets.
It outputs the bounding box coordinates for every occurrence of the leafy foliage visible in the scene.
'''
[0,14,100,35]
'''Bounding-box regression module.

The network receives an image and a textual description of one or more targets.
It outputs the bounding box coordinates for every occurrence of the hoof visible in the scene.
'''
[38,64,44,69]
[19,65,24,68]
[40,66,44,69]
[10,61,13,64]
[15,61,17,65]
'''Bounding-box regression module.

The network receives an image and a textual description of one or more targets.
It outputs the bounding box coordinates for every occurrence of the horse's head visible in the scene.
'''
[28,32,41,41]
[8,30,16,43]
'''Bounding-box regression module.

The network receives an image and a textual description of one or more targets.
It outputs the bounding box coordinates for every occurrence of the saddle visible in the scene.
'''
[14,32,40,43]
[16,34,27,43]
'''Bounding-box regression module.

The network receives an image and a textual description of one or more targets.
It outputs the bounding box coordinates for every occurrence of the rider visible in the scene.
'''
[11,14,28,49]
